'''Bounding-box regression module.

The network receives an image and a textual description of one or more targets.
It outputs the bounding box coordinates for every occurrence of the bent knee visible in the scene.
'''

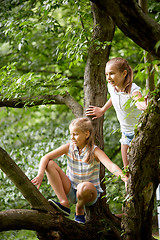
[46,160,57,172]
[77,182,95,191]
[77,182,97,200]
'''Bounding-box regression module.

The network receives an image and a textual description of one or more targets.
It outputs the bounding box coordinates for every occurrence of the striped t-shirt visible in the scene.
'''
[66,143,103,193]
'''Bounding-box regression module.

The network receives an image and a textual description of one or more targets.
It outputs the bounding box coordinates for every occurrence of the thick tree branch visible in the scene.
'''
[0,209,91,239]
[0,147,55,213]
[0,208,120,240]
[0,92,83,117]
[0,209,60,232]
[90,0,160,59]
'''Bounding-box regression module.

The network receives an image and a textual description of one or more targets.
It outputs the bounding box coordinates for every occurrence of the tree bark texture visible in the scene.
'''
[83,1,115,226]
[138,0,155,92]
[90,0,160,59]
[84,2,115,148]
[121,85,160,240]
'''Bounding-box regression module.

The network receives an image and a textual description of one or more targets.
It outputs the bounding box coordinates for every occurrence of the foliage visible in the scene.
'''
[0,64,72,99]
[0,230,37,240]
[134,58,160,87]
[0,106,72,239]
[104,173,126,214]
[0,105,73,205]
[0,0,159,238]
[0,0,158,104]
[0,0,90,103]
[148,0,160,23]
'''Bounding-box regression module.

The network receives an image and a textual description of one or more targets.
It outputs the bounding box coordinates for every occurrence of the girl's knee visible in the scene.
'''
[77,182,97,201]
[46,160,57,172]
[77,182,87,196]
[77,182,95,192]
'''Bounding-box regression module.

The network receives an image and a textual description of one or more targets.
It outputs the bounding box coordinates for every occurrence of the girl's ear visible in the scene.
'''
[85,131,90,139]
[123,70,127,78]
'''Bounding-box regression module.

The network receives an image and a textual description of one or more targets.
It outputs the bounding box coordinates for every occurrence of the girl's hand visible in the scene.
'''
[31,175,43,190]
[86,105,104,120]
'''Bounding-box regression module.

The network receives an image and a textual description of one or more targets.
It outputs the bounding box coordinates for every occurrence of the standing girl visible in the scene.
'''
[86,57,147,168]
[31,117,127,224]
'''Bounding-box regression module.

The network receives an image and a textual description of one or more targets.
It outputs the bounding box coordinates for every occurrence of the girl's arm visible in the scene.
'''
[86,98,112,120]
[94,147,128,182]
[132,91,148,111]
[31,143,70,189]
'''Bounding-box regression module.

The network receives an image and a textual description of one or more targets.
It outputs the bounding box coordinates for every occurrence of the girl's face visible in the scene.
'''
[105,63,127,91]
[69,126,90,150]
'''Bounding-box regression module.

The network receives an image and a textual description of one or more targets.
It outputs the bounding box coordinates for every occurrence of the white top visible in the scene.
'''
[108,83,141,132]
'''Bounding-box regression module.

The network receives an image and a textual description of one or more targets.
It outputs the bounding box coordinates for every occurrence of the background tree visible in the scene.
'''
[138,0,155,92]
[0,0,160,239]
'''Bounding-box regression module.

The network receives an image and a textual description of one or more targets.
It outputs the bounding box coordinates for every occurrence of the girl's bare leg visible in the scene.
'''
[121,144,129,168]
[46,160,71,208]
[76,182,97,215]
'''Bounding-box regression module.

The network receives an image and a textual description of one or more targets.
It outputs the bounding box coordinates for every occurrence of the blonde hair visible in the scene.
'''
[69,117,95,163]
[107,57,133,94]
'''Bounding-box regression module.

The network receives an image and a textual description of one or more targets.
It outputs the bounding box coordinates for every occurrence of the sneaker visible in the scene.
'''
[48,199,70,216]
[75,214,85,224]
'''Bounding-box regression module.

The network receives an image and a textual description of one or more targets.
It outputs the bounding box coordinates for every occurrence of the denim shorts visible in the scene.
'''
[120,131,135,146]
[67,185,100,206]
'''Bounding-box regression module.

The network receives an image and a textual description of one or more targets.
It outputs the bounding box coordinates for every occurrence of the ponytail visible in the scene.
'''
[123,65,133,94]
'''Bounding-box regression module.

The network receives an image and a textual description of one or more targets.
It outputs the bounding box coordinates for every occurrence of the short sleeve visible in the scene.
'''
[131,83,141,94]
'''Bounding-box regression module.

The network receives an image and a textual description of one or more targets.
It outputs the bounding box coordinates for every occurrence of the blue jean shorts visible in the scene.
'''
[67,185,100,206]
[120,131,135,146]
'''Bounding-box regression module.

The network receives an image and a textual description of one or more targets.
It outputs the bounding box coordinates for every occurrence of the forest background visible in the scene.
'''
[0,0,160,239]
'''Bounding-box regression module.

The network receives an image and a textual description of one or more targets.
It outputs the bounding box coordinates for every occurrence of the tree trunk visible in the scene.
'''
[83,0,115,225]
[138,0,155,92]
[83,0,115,188]
[145,53,155,92]
[121,84,160,240]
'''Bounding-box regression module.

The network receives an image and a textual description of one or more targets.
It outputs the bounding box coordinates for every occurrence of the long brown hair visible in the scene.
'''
[69,117,95,163]
[106,57,133,94]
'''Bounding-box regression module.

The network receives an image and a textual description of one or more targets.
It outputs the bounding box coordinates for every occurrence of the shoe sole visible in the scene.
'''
[48,200,70,216]
[75,220,85,224]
